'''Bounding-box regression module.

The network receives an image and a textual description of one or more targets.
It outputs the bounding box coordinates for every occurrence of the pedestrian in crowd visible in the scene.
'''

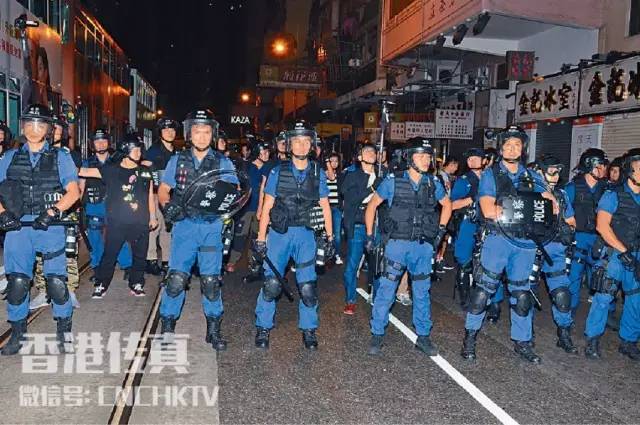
[325,152,343,265]
[79,134,156,299]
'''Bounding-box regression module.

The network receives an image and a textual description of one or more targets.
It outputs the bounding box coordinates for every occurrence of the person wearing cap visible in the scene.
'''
[460,126,558,363]
[252,119,334,351]
[30,114,82,310]
[78,129,133,286]
[451,147,504,321]
[583,149,640,360]
[364,137,451,356]
[157,109,239,352]
[144,118,179,276]
[565,149,609,316]
[0,104,80,355]
[340,142,382,315]
[79,133,156,299]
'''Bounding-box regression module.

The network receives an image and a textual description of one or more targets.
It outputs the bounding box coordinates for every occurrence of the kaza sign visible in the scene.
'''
[579,55,640,115]
[230,115,251,125]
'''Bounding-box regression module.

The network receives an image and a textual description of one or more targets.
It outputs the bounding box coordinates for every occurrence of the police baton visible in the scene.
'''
[262,255,295,303]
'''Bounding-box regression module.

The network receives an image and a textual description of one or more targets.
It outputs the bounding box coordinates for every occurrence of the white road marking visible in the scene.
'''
[356,287,519,425]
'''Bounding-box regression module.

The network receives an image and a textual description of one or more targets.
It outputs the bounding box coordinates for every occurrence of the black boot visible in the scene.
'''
[556,326,578,354]
[160,316,177,345]
[206,316,227,351]
[461,329,478,360]
[255,327,270,350]
[302,329,318,350]
[585,337,601,359]
[368,334,384,356]
[146,260,162,276]
[514,341,542,363]
[486,303,501,324]
[1,319,27,356]
[618,340,640,361]
[55,317,73,354]
[415,335,438,356]
[606,309,620,331]
[455,266,471,310]
[122,268,130,282]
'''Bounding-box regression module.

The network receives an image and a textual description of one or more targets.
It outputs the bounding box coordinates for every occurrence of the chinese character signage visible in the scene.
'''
[389,122,406,141]
[515,73,579,123]
[404,121,435,139]
[579,55,640,115]
[506,51,536,82]
[435,109,474,139]
[259,65,322,89]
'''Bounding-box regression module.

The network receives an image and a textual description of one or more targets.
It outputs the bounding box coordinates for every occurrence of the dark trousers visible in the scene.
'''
[96,222,149,290]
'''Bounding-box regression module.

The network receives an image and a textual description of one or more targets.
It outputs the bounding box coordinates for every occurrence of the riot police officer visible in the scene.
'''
[252,120,334,350]
[0,104,80,355]
[79,129,133,284]
[158,109,240,352]
[565,149,608,315]
[145,118,180,276]
[584,149,640,360]
[536,155,579,353]
[365,137,451,355]
[460,126,556,363]
[30,114,82,309]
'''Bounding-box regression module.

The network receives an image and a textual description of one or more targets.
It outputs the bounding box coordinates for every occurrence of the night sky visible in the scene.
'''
[86,0,251,121]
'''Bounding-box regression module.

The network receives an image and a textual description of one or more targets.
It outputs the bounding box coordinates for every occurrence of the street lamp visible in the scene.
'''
[240,92,251,103]
[157,109,163,116]
[272,38,289,57]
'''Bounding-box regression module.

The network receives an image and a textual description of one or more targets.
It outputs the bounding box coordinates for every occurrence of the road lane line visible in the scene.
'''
[356,287,519,425]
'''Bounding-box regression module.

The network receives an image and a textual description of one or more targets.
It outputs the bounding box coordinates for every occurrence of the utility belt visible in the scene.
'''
[486,222,529,239]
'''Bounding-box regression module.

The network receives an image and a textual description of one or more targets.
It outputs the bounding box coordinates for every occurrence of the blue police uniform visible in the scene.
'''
[370,171,446,337]
[584,183,640,348]
[159,148,238,322]
[464,162,546,343]
[0,143,78,322]
[451,172,505,308]
[565,176,607,314]
[254,161,329,331]
[541,189,575,330]
[82,155,132,271]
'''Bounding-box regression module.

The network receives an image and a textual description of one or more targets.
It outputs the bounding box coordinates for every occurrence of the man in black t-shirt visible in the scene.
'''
[79,134,157,298]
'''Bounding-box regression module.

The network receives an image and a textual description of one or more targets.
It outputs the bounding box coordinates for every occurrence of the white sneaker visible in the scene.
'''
[335,255,344,265]
[130,283,146,297]
[0,277,7,294]
[92,284,105,299]
[70,292,80,309]
[29,291,49,310]
[396,293,412,306]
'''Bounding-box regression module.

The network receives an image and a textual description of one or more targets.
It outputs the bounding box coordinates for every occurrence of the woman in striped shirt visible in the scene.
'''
[325,152,343,264]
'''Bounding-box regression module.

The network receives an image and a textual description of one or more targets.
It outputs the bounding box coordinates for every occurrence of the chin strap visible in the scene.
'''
[95,149,108,155]
[504,157,520,164]
[361,159,376,166]
[193,145,209,152]
[292,153,308,160]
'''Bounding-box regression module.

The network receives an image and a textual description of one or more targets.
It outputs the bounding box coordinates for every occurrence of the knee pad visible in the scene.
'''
[200,275,222,301]
[45,275,69,305]
[6,273,31,305]
[511,290,533,317]
[165,271,189,298]
[299,281,318,307]
[550,286,571,313]
[468,286,491,315]
[262,276,282,302]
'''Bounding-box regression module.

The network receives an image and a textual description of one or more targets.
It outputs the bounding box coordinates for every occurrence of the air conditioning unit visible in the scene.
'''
[395,69,433,89]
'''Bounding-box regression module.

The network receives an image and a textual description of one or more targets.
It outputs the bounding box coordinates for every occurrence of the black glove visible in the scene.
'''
[252,240,267,262]
[619,252,636,271]
[433,224,447,248]
[0,210,21,232]
[365,234,377,254]
[32,210,54,230]
[163,202,185,224]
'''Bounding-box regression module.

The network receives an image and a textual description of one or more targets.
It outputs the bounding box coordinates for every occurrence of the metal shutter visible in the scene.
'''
[601,113,640,159]
[535,120,573,180]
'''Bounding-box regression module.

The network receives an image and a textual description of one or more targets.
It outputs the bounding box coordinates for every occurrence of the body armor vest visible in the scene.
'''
[611,186,640,251]
[83,155,108,205]
[492,163,541,238]
[270,161,320,230]
[173,150,221,218]
[456,171,480,222]
[572,174,605,233]
[384,172,438,241]
[6,147,64,216]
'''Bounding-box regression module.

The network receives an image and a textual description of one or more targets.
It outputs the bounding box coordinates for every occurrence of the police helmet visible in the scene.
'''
[463,147,484,160]
[52,114,70,144]
[156,117,179,131]
[623,148,640,176]
[183,109,219,142]
[484,147,499,163]
[251,139,271,160]
[537,154,564,174]
[21,103,53,123]
[495,125,529,161]
[404,137,434,173]
[578,148,607,173]
[91,128,111,143]
[285,120,318,156]
[119,133,145,156]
